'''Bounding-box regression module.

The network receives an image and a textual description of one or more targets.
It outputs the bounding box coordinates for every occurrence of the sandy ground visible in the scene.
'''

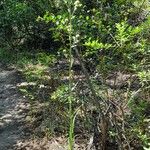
[0,66,30,150]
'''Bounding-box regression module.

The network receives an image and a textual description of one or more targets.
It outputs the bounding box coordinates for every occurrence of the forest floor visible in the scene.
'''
[0,63,147,150]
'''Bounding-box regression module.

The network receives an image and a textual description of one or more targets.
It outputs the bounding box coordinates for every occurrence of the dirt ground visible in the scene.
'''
[0,65,30,149]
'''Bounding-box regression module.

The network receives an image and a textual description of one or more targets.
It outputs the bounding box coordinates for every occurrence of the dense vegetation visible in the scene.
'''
[0,0,150,149]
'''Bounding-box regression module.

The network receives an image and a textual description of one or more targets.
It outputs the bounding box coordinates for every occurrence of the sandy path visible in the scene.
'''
[0,66,29,150]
